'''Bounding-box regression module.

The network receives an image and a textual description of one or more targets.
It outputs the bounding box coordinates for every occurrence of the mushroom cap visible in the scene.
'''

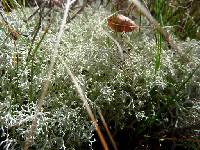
[107,14,139,32]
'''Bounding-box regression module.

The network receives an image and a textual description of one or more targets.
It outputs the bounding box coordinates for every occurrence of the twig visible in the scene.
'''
[130,0,181,54]
[67,0,87,23]
[26,7,40,21]
[160,137,200,143]
[97,107,118,150]
[59,56,109,150]
[103,31,124,62]
[26,6,44,63]
[23,1,75,149]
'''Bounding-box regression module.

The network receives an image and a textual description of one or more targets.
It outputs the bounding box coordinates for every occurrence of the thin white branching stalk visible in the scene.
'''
[23,0,77,149]
[97,108,118,150]
[59,55,109,150]
[130,0,180,53]
[103,31,124,62]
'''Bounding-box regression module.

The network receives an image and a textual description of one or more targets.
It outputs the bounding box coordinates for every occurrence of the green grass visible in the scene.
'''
[0,4,200,149]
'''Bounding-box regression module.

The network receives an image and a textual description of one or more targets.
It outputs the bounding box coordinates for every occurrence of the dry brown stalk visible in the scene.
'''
[98,108,118,150]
